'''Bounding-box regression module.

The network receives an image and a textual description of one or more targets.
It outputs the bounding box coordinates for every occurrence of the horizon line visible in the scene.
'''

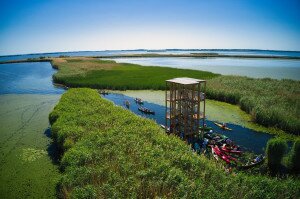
[1,48,300,57]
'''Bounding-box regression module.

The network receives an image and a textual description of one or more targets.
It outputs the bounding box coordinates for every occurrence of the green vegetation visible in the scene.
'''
[49,88,299,198]
[288,139,300,173]
[207,76,300,135]
[51,58,218,90]
[51,57,300,135]
[266,138,288,172]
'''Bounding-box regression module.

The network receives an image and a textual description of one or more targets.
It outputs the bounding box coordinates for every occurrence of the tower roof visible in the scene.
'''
[166,77,206,85]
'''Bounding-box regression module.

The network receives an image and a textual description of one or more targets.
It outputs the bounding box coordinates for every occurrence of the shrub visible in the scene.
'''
[266,138,288,172]
[288,139,300,174]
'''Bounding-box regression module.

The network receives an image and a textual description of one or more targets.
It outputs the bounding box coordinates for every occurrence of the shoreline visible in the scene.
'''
[1,57,299,139]
[1,52,300,65]
[93,53,300,60]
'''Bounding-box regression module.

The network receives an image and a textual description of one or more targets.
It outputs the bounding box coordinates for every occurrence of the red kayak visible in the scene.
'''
[212,146,231,164]
[220,146,242,155]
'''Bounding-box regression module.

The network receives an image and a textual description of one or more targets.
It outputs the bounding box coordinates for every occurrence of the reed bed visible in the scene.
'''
[51,58,300,135]
[49,88,299,198]
[206,76,300,135]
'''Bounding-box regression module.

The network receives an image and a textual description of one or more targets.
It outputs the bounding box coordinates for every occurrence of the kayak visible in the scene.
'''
[134,98,144,104]
[199,126,213,131]
[220,146,242,155]
[211,147,219,161]
[138,107,155,114]
[160,124,170,133]
[239,155,265,170]
[124,100,130,108]
[100,90,109,95]
[204,132,228,143]
[212,146,231,164]
[214,122,232,131]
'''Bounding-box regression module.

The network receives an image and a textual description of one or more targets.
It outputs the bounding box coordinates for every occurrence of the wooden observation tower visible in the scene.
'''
[165,77,206,141]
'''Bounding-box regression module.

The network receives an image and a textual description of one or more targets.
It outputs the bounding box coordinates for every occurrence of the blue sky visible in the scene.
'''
[0,0,299,55]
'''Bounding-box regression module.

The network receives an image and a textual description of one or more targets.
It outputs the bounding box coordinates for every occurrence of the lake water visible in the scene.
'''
[2,49,300,80]
[1,49,300,62]
[0,62,65,94]
[107,57,300,80]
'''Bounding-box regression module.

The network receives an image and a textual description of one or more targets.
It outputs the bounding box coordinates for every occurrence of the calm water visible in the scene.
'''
[107,57,300,80]
[0,62,64,94]
[1,49,300,62]
[103,93,273,154]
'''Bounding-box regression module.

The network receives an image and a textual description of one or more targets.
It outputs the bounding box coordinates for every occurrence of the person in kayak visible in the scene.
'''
[222,122,227,129]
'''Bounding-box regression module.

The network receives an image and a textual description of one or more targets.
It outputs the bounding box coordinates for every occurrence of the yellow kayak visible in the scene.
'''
[213,122,232,131]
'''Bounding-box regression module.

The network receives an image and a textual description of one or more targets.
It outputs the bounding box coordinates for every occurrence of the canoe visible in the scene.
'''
[134,98,144,104]
[124,100,130,108]
[239,155,265,170]
[138,107,155,114]
[100,90,109,95]
[213,122,232,131]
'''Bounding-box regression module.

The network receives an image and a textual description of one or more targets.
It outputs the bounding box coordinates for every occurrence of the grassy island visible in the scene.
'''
[49,57,300,136]
[49,88,299,198]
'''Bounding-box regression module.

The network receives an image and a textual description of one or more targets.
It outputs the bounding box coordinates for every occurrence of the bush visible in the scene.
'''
[266,138,288,172]
[289,139,300,174]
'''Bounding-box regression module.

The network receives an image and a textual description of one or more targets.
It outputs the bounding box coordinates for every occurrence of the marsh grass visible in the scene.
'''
[51,58,300,134]
[49,88,299,198]
[207,76,300,135]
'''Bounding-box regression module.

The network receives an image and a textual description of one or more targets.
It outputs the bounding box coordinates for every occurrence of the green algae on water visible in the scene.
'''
[21,148,47,162]
[0,94,61,199]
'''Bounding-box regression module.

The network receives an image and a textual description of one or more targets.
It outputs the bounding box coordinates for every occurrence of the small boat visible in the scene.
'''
[220,145,242,155]
[239,155,265,170]
[160,124,170,133]
[134,98,144,104]
[100,90,109,95]
[204,132,228,142]
[212,146,237,164]
[212,146,231,164]
[199,126,213,132]
[124,100,130,108]
[138,107,155,114]
[213,122,232,131]
[211,147,219,161]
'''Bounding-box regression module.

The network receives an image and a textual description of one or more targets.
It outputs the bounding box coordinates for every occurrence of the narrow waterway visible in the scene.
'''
[102,93,273,154]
